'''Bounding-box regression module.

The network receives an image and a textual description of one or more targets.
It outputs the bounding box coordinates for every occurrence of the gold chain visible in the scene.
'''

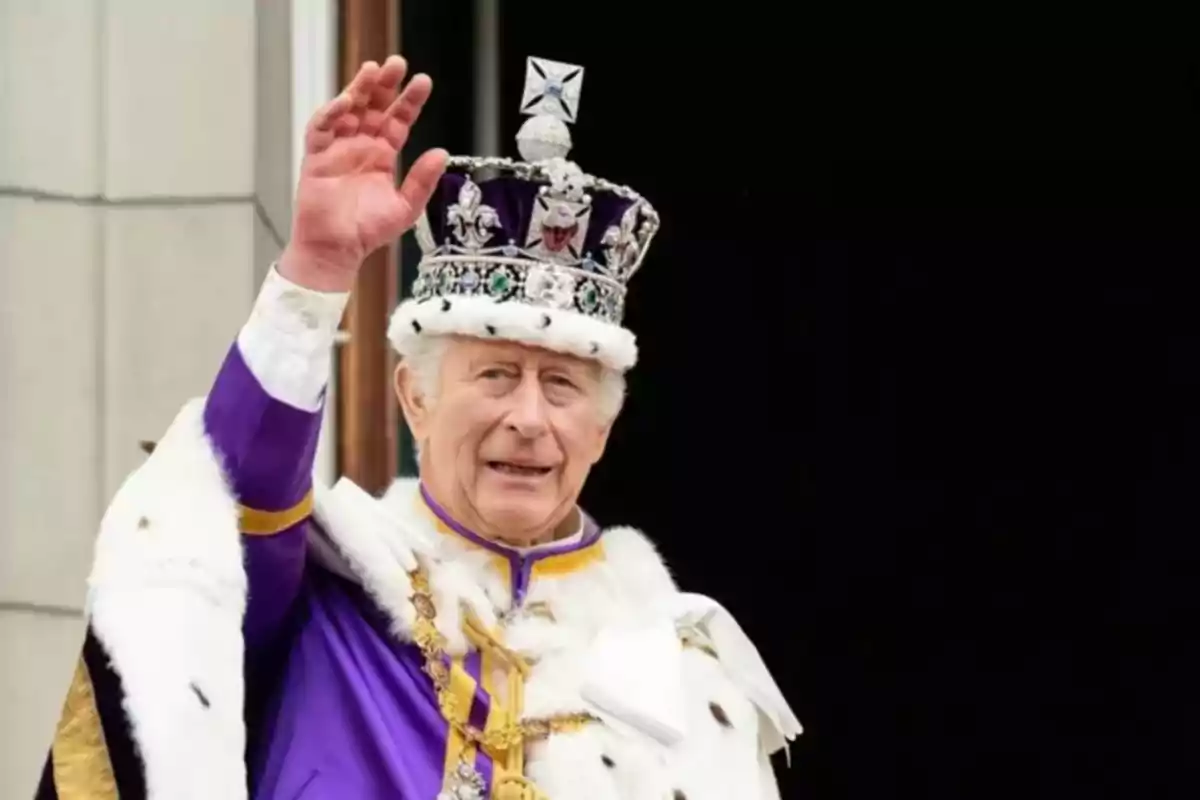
[408,567,596,755]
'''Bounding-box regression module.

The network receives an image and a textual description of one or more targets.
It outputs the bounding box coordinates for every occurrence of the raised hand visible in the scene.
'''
[280,56,448,292]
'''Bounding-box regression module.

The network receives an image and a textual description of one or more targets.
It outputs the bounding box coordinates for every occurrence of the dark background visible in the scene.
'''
[403,8,1200,797]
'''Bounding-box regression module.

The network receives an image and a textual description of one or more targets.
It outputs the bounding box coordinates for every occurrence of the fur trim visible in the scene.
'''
[522,646,781,799]
[380,475,421,508]
[84,430,790,800]
[591,525,679,606]
[311,479,420,640]
[362,481,789,796]
[314,477,503,654]
[388,294,638,371]
[88,398,249,800]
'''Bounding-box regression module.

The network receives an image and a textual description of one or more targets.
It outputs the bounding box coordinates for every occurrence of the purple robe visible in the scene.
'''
[203,343,600,799]
[34,265,798,800]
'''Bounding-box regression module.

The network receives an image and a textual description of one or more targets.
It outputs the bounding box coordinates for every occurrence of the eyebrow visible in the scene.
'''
[467,353,597,380]
[467,356,518,370]
[549,362,603,387]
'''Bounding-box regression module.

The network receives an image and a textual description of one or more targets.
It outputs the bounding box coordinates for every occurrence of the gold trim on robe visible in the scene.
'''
[440,656,483,793]
[49,656,119,800]
[239,489,315,536]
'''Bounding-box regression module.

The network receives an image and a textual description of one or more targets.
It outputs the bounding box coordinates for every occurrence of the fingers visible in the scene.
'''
[393,148,450,228]
[381,74,433,149]
[360,56,410,134]
[306,99,359,153]
[306,61,378,153]
[347,60,381,107]
[369,55,409,108]
[387,73,432,126]
[312,92,354,132]
[306,57,430,153]
[333,115,360,137]
[358,109,389,138]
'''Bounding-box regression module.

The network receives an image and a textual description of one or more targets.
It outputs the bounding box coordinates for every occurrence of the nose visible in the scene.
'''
[505,373,549,439]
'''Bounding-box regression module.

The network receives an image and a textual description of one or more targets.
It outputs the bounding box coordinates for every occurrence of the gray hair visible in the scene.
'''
[402,335,627,423]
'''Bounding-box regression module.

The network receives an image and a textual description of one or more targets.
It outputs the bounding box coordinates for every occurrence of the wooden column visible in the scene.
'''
[336,0,400,492]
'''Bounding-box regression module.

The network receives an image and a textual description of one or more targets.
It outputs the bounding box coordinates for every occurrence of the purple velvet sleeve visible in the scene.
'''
[203,343,323,650]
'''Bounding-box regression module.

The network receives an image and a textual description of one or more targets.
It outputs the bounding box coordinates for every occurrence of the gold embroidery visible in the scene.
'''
[480,646,505,796]
[462,605,530,678]
[495,774,551,800]
[409,567,595,756]
[50,657,118,800]
[439,656,480,793]
[529,541,605,577]
[504,658,528,774]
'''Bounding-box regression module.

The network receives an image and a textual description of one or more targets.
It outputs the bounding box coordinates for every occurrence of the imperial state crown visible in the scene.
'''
[387,56,659,371]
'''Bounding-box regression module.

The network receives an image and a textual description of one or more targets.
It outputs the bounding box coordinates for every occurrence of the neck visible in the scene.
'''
[418,483,580,549]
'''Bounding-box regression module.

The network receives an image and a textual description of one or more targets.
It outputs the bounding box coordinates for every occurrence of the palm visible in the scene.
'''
[291,57,447,276]
[295,157,408,261]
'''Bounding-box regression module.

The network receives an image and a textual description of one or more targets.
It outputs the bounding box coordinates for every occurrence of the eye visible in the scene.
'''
[546,374,576,388]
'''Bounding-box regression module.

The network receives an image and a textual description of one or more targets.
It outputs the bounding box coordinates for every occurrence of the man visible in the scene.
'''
[36,54,799,800]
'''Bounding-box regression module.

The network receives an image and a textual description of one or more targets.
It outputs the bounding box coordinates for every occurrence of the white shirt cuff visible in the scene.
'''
[236,265,350,411]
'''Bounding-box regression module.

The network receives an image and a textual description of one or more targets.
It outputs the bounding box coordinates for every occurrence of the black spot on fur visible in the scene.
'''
[441,298,451,312]
[539,313,552,328]
[709,701,732,728]
[589,341,600,355]
[485,324,497,336]
[139,440,157,455]
[137,517,150,530]
[190,682,210,709]
[411,319,423,334]
[601,754,615,768]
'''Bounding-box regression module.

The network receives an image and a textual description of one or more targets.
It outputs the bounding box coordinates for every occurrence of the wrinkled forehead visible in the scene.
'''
[447,335,601,374]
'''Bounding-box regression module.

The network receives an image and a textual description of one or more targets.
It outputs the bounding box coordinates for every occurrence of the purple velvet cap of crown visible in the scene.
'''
[427,171,636,271]
[410,160,658,327]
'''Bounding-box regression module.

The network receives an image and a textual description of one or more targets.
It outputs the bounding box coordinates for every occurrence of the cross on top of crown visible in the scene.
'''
[520,56,585,124]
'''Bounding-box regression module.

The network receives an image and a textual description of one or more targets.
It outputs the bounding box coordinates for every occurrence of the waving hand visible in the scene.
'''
[281,56,448,292]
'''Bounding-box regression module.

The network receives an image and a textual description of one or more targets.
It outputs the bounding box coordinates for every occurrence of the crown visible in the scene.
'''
[389,57,660,372]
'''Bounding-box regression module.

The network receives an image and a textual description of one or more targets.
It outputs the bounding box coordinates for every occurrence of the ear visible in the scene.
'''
[394,361,433,442]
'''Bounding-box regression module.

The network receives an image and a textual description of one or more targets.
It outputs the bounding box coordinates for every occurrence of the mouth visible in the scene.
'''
[486,461,553,478]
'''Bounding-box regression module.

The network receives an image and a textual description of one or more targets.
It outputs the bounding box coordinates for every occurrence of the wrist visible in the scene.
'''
[277,246,358,293]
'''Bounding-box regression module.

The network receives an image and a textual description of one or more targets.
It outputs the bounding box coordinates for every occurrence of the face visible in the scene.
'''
[395,337,614,545]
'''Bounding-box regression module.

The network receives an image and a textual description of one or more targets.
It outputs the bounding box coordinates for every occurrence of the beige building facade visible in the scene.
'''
[0,1,336,795]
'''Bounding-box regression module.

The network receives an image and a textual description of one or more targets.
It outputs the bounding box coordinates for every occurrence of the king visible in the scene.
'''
[36,55,800,800]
